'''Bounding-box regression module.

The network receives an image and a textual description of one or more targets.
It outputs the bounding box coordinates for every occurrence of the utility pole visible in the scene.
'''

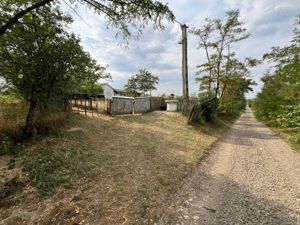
[180,24,189,111]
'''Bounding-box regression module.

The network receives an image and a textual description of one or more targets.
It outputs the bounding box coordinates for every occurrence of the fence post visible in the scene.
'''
[132,99,135,115]
[77,97,80,114]
[108,100,111,115]
[91,98,93,117]
[84,99,87,116]
[96,99,99,116]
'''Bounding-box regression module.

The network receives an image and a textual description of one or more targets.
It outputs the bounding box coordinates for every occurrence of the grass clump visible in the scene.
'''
[24,152,65,196]
[0,97,28,133]
[0,134,11,155]
[24,147,86,196]
[23,127,88,196]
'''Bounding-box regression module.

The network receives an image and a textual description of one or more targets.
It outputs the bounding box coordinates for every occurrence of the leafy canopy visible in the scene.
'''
[253,15,300,127]
[125,68,159,97]
[191,10,258,115]
[0,4,109,134]
[0,0,175,37]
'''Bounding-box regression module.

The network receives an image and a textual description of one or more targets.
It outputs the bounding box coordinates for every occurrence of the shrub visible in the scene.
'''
[0,134,11,155]
[276,105,300,128]
[218,97,247,116]
[198,93,219,121]
[188,93,219,124]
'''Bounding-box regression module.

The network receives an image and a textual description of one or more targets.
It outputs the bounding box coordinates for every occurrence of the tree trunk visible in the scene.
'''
[203,41,212,92]
[24,88,39,136]
[215,37,226,98]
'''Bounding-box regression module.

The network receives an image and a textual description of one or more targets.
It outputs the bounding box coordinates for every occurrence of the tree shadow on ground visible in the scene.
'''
[161,172,300,225]
[219,114,279,147]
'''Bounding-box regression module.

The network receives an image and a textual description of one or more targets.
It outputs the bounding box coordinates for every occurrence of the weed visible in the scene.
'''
[282,128,300,152]
[0,134,11,155]
[23,138,87,196]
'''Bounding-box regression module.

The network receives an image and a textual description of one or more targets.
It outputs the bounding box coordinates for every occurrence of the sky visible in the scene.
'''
[60,0,299,98]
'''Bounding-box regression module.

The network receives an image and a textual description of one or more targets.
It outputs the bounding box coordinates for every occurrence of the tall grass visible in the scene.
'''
[0,96,28,134]
[0,95,70,154]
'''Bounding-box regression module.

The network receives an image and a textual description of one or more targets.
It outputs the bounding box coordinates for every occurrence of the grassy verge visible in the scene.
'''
[0,97,28,155]
[0,111,236,225]
[0,97,28,133]
[269,126,300,152]
[23,131,89,196]
[251,109,300,152]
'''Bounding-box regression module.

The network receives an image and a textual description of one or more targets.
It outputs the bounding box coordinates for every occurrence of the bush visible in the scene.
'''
[198,93,219,121]
[253,103,300,128]
[188,93,219,124]
[276,105,300,128]
[0,134,11,155]
[218,97,247,116]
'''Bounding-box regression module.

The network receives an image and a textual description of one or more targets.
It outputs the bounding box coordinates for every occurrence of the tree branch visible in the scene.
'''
[0,0,54,36]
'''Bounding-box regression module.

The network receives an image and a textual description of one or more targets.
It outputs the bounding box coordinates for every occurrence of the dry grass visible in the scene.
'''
[0,111,233,225]
[270,127,300,152]
[0,100,28,134]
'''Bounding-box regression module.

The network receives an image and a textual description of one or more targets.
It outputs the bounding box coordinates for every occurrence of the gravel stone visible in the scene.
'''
[163,109,300,225]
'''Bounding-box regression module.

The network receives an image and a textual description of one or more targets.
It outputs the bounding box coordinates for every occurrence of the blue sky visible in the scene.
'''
[61,0,299,98]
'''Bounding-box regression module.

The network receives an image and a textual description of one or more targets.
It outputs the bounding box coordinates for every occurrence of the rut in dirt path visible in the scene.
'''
[161,108,300,225]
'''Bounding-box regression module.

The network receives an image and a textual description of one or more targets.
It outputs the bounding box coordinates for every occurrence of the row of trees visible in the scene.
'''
[0,0,174,136]
[125,69,159,97]
[252,16,300,128]
[191,10,258,117]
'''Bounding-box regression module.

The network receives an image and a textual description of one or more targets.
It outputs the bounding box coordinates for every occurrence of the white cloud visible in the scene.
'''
[60,0,299,98]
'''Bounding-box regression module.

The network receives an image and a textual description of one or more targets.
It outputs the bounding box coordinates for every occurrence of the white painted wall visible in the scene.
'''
[102,84,114,99]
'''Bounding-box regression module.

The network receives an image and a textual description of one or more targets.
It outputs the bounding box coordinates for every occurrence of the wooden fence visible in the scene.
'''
[70,94,110,116]
[68,94,199,117]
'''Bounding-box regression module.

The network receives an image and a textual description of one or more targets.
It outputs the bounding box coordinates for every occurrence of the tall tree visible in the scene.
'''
[125,75,141,97]
[191,10,255,98]
[0,5,107,135]
[138,69,159,96]
[262,15,300,105]
[0,0,175,37]
[125,69,159,97]
[253,15,300,126]
[190,10,259,115]
[191,18,216,93]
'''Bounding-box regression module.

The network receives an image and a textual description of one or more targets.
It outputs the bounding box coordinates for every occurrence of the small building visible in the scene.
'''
[101,83,126,99]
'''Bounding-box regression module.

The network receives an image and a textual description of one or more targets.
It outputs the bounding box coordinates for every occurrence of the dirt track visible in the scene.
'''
[162,108,300,225]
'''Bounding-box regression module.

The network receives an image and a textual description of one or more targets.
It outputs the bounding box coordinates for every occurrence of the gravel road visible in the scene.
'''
[162,108,300,225]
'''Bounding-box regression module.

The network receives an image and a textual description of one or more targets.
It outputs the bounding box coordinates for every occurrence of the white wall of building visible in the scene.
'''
[102,84,114,99]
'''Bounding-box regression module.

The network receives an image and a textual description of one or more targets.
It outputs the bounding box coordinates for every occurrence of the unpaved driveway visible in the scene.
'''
[161,108,300,225]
